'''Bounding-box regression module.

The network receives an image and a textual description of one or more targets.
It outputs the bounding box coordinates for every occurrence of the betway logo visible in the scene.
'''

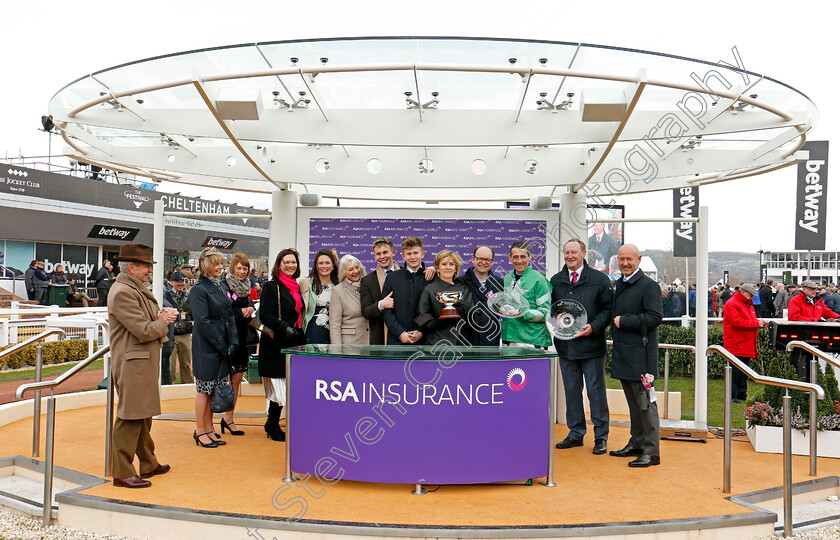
[799,160,826,234]
[675,187,696,241]
[44,259,94,276]
[97,226,132,239]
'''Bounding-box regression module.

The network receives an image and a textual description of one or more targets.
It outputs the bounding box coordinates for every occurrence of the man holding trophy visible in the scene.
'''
[417,250,476,346]
[549,239,613,455]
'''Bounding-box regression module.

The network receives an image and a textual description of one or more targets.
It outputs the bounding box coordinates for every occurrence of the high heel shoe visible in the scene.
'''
[220,419,245,436]
[209,432,226,445]
[265,425,285,442]
[193,431,218,448]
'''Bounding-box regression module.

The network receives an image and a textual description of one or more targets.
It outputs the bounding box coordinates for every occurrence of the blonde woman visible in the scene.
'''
[417,250,476,346]
[329,255,369,345]
[188,247,237,448]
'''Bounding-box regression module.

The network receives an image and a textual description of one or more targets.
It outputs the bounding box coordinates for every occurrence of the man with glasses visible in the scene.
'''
[456,245,504,346]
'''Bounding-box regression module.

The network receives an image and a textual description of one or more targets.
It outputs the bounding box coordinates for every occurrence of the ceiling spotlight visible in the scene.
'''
[292,91,309,109]
[405,91,420,109]
[539,58,548,65]
[422,91,439,109]
[290,57,299,64]
[320,57,328,64]
[509,58,517,64]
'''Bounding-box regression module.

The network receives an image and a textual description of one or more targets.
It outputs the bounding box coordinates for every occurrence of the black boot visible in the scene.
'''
[265,401,285,442]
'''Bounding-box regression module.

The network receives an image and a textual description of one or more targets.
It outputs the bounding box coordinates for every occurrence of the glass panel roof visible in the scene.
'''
[49,37,817,201]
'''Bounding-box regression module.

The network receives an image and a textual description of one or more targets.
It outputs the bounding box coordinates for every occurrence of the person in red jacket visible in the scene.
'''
[787,280,839,379]
[723,283,768,402]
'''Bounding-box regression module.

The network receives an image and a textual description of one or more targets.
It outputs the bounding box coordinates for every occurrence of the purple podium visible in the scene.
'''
[282,345,557,489]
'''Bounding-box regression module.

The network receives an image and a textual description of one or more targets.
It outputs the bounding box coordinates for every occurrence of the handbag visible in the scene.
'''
[210,358,235,413]
[250,283,283,340]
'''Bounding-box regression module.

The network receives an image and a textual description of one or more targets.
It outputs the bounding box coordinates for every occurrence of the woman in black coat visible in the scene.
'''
[189,247,237,448]
[259,248,305,441]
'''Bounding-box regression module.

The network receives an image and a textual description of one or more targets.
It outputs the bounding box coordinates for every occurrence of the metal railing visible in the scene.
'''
[606,340,695,420]
[707,344,824,538]
[0,329,68,457]
[785,341,840,473]
[15,344,110,527]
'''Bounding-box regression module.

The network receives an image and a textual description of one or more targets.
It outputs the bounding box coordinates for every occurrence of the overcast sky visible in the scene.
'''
[1,1,836,253]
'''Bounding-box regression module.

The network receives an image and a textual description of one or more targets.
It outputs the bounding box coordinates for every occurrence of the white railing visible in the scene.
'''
[1,304,108,347]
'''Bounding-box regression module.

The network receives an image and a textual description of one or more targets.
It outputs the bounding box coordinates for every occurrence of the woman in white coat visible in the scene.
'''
[329,255,370,345]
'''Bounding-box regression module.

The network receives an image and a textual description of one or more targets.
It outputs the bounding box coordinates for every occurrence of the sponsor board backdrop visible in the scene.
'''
[289,354,551,484]
[301,208,560,277]
[794,141,829,250]
[673,187,699,257]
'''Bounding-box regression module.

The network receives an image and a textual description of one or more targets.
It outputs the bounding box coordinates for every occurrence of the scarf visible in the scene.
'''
[278,273,303,328]
[225,271,251,300]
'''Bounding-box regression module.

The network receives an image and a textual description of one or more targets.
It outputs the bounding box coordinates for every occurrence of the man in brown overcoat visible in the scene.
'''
[109,244,177,488]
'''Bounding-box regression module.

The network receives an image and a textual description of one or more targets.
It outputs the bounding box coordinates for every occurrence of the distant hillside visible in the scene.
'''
[642,250,759,286]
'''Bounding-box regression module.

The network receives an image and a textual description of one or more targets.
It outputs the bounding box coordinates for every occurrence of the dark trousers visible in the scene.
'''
[35,287,47,305]
[161,341,174,385]
[620,380,660,457]
[97,288,109,306]
[732,356,750,400]
[558,355,609,441]
[111,417,159,479]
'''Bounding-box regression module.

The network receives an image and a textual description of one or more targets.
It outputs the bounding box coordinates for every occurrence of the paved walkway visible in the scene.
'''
[0,368,104,405]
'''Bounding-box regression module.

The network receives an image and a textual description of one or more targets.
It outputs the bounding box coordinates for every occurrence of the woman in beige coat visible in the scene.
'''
[329,255,370,345]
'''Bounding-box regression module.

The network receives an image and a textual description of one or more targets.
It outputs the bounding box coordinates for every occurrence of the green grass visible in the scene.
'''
[606,377,763,428]
[0,359,104,384]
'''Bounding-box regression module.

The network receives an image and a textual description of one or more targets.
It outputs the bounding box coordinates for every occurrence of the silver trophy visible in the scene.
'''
[437,291,463,319]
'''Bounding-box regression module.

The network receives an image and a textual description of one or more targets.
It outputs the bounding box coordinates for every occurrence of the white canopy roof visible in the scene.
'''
[48,37,816,202]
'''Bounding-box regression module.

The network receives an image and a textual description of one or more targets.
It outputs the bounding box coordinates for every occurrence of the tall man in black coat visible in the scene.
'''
[550,239,613,455]
[381,236,434,345]
[609,244,663,468]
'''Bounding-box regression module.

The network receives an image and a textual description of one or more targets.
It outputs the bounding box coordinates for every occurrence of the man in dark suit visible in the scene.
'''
[381,236,434,345]
[758,280,775,318]
[550,239,613,455]
[360,238,400,345]
[95,259,114,307]
[609,244,663,468]
[587,223,618,270]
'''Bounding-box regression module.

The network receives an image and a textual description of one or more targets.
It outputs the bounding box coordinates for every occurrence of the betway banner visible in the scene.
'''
[289,354,550,484]
[795,141,829,250]
[673,186,699,257]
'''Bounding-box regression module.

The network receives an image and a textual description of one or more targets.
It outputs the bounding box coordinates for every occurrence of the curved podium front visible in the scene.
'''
[282,344,557,486]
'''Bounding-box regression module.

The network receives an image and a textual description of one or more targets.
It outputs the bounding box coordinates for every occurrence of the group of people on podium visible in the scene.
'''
[105,235,665,488]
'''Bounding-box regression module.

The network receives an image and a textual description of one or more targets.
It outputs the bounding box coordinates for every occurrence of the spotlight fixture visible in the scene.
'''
[40,115,55,132]
[422,92,439,109]
[292,91,310,109]
[536,92,574,111]
[405,91,420,109]
[272,90,292,109]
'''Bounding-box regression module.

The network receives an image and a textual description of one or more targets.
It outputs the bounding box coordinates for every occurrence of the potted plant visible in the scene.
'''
[745,356,840,458]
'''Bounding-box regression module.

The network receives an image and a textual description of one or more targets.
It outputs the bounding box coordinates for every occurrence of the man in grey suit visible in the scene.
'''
[609,244,663,468]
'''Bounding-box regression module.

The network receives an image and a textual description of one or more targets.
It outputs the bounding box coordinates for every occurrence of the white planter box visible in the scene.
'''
[746,424,840,458]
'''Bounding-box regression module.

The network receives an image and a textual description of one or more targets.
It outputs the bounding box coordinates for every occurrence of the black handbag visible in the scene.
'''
[210,358,235,413]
